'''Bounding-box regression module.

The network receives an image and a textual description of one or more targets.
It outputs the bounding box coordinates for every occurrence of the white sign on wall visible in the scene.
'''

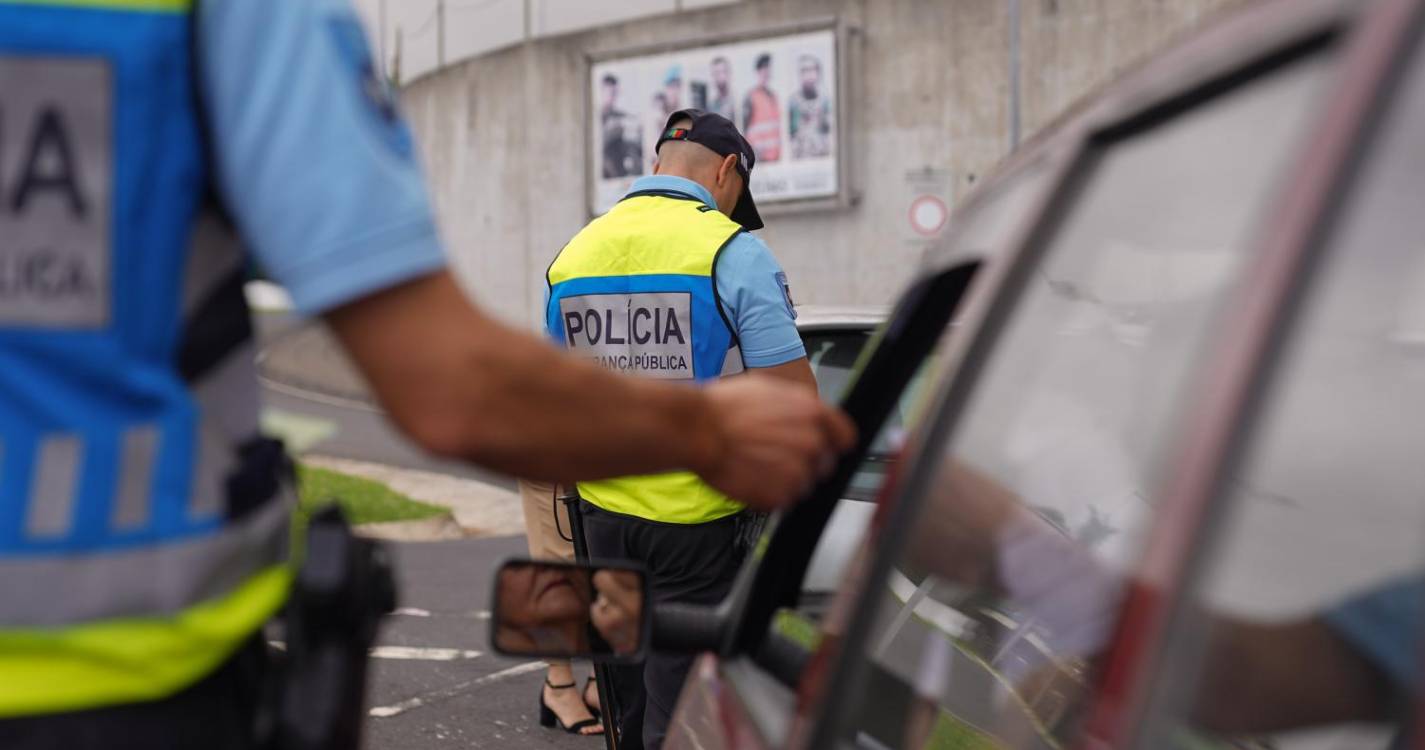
[590,26,841,216]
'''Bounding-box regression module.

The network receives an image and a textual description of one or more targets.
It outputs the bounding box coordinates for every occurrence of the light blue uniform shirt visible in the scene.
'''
[199,0,446,314]
[1325,576,1422,692]
[1323,576,1422,747]
[612,176,806,368]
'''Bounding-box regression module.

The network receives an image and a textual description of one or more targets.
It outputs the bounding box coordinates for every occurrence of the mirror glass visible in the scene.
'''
[491,558,648,661]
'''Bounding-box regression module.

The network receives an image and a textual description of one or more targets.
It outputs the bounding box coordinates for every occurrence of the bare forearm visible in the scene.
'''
[327,272,721,482]
[1192,619,1392,734]
[749,357,818,391]
[419,319,723,482]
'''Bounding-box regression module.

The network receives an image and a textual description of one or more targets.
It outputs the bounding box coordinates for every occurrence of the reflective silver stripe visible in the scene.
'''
[189,421,234,522]
[111,425,158,531]
[26,435,82,539]
[0,492,291,627]
[191,340,261,440]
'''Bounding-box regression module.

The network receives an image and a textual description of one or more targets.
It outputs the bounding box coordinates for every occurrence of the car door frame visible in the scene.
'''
[660,95,1082,750]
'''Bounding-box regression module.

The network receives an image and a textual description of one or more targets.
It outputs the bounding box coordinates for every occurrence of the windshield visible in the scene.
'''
[804,329,902,501]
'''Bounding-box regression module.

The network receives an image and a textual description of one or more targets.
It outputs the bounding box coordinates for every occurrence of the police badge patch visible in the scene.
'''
[327,15,413,158]
[776,271,796,319]
[558,292,696,380]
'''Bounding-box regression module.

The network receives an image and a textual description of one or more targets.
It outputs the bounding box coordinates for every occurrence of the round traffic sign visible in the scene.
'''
[909,195,949,237]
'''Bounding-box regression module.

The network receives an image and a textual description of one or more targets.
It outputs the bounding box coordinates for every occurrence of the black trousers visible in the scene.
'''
[0,636,269,750]
[580,501,745,750]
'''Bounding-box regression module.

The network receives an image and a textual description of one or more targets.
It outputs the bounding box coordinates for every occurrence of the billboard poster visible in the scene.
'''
[590,27,840,216]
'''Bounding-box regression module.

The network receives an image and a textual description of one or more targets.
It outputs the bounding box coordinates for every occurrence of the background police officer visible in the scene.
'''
[0,2,852,747]
[545,109,818,749]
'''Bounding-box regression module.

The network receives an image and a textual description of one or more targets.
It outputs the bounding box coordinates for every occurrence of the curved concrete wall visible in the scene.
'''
[403,0,1246,329]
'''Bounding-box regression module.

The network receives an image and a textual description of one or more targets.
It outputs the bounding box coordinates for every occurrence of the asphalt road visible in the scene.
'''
[261,384,511,486]
[366,536,603,750]
[254,312,566,746]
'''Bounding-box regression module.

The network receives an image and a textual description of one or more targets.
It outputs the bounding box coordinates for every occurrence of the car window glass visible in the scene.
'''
[1139,37,1425,750]
[950,161,1054,259]
[796,323,947,625]
[806,330,879,438]
[795,163,1059,626]
[829,49,1335,750]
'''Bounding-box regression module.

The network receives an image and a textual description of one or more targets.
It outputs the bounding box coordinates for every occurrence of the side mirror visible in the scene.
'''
[490,558,649,662]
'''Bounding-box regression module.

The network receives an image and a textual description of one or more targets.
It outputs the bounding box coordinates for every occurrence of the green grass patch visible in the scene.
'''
[922,711,1002,750]
[773,608,824,651]
[295,463,447,525]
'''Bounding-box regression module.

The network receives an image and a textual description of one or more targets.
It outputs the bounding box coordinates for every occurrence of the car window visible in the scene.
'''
[805,328,923,500]
[806,330,875,404]
[935,158,1056,265]
[806,329,893,493]
[791,162,1059,626]
[1137,35,1425,750]
[824,46,1337,750]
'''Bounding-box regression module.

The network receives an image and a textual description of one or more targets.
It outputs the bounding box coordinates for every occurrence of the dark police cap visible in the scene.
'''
[655,108,763,231]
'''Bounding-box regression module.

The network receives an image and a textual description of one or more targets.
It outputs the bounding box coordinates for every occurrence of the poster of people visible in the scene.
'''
[590,27,840,216]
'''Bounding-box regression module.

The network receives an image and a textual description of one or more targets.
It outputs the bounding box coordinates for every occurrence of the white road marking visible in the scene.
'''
[268,641,482,661]
[370,646,484,661]
[392,607,432,617]
[368,661,547,719]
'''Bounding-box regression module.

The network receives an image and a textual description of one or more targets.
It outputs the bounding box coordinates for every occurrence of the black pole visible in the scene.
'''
[562,489,621,750]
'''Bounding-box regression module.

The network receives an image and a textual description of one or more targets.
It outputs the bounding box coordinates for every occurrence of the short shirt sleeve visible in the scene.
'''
[714,234,806,368]
[1322,576,1424,692]
[200,0,446,315]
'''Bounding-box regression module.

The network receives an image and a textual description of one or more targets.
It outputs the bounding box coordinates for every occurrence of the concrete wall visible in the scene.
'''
[403,0,1248,330]
[351,0,743,87]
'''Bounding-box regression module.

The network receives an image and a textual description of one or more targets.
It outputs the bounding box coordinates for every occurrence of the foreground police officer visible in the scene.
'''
[545,109,817,749]
[0,2,852,747]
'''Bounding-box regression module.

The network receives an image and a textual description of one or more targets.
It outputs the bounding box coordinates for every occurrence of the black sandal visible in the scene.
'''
[539,679,603,735]
[583,675,601,719]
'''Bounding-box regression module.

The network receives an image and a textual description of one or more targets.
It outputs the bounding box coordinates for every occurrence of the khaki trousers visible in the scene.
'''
[518,479,576,561]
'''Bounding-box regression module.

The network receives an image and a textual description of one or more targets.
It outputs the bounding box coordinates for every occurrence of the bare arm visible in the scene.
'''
[749,357,817,391]
[325,271,853,508]
[904,462,1395,735]
[1191,618,1394,734]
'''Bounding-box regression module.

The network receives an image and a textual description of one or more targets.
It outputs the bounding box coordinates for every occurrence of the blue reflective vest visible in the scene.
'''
[0,0,291,717]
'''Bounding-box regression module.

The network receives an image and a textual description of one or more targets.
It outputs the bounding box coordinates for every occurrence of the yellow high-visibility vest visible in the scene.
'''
[546,190,748,524]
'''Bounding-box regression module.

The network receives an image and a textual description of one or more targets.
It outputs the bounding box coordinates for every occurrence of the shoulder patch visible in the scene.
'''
[326,14,413,158]
[776,271,796,319]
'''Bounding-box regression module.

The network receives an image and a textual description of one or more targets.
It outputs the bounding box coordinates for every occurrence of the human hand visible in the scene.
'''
[907,460,1028,587]
[590,569,644,656]
[697,375,856,511]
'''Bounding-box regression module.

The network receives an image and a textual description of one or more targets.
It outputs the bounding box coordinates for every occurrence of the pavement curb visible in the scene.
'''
[304,455,525,542]
[354,513,467,542]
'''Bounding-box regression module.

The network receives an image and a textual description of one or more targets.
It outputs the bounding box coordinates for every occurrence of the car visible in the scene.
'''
[795,305,895,600]
[652,0,1425,747]
[492,0,1425,747]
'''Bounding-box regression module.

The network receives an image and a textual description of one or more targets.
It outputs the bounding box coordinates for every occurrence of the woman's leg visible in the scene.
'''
[543,660,602,735]
[519,480,602,734]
